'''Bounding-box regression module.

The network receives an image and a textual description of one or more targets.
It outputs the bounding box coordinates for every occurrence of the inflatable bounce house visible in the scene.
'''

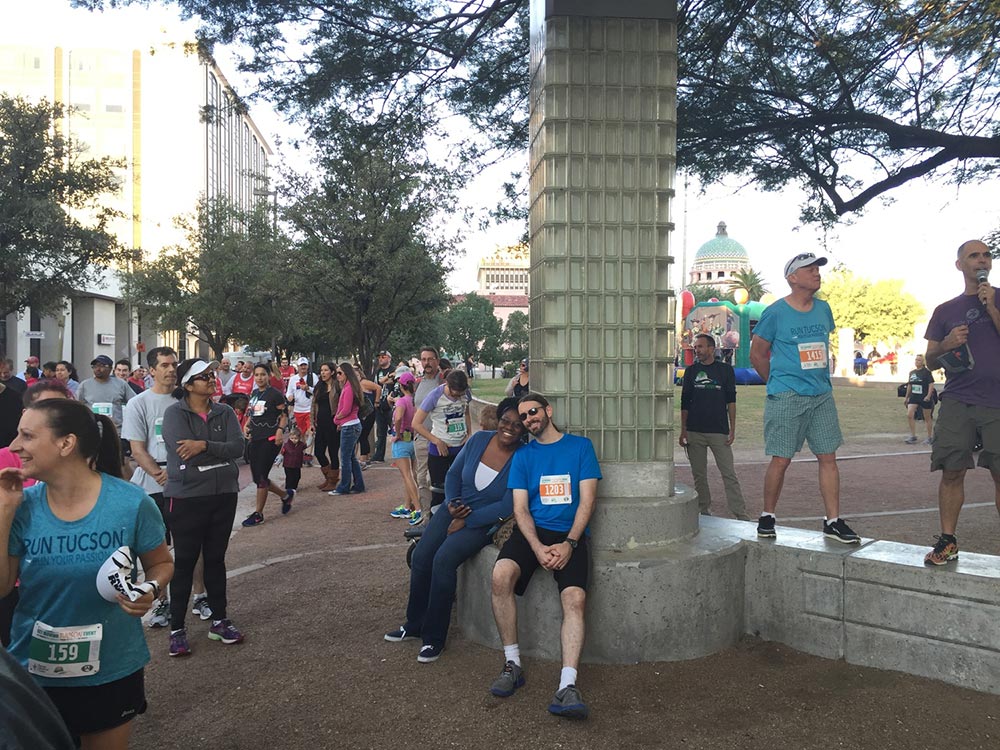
[677,288,774,385]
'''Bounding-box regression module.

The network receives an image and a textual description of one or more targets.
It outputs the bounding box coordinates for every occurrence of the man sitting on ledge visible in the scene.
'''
[489,392,601,720]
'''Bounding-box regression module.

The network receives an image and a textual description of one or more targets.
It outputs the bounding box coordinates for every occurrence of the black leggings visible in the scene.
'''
[166,493,238,630]
[314,419,340,470]
[359,411,376,456]
[427,452,457,508]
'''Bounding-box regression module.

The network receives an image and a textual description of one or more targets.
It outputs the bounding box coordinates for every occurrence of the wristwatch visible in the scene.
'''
[564,537,578,549]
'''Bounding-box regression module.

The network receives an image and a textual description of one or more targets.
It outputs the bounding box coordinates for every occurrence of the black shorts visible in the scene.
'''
[44,668,147,738]
[497,525,589,596]
[248,439,279,487]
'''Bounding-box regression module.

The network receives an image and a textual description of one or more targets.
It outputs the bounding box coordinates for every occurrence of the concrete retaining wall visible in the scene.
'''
[458,514,1000,695]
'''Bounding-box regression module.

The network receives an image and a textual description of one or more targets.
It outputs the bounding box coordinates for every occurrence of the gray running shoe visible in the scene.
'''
[147,598,170,628]
[548,684,589,719]
[191,595,213,621]
[489,660,525,697]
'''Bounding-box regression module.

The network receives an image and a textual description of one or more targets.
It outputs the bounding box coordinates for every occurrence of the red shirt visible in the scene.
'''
[230,374,254,395]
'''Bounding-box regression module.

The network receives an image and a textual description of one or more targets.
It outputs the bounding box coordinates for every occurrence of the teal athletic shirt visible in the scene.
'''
[753,298,836,396]
[8,475,165,687]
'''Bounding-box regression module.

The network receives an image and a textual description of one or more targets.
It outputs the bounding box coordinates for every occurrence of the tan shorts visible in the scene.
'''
[930,398,1000,473]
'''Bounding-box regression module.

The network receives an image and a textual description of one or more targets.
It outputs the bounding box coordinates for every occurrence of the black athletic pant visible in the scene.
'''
[284,467,301,490]
[314,419,340,470]
[359,411,376,456]
[427,452,458,508]
[166,493,238,630]
[373,405,390,461]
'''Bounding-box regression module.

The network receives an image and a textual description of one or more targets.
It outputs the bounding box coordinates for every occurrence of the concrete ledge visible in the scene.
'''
[844,541,1000,694]
[458,515,1000,695]
[457,528,747,663]
[741,520,876,660]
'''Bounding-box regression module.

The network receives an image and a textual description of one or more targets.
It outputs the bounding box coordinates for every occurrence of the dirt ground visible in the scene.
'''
[132,443,1000,750]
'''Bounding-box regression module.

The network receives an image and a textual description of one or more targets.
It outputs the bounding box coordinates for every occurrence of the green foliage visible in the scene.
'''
[984,228,1000,259]
[502,309,529,364]
[443,293,503,368]
[818,269,923,344]
[121,197,288,359]
[282,116,456,370]
[725,268,769,301]
[78,0,1000,221]
[689,285,727,304]
[0,95,125,319]
[680,0,1000,221]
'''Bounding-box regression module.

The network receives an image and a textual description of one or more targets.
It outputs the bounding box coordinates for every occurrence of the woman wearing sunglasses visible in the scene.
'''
[161,359,247,657]
[384,397,526,663]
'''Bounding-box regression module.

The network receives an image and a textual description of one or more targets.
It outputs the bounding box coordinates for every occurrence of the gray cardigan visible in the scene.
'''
[161,398,245,498]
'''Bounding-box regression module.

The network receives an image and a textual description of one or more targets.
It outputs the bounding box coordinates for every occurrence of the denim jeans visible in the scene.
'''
[335,422,365,493]
[404,502,492,648]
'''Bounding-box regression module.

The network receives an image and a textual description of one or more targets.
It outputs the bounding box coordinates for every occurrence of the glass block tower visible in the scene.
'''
[528,1,678,516]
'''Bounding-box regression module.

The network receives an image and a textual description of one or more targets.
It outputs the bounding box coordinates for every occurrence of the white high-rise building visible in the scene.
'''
[0,5,273,367]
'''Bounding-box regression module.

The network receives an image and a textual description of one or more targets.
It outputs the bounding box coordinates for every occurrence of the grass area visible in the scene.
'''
[470,377,510,403]
[470,378,903,447]
[708,382,902,447]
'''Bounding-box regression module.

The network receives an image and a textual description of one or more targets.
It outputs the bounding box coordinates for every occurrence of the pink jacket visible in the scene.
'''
[334,383,359,426]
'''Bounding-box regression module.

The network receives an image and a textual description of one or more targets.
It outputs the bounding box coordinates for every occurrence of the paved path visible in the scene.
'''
[131,454,1000,749]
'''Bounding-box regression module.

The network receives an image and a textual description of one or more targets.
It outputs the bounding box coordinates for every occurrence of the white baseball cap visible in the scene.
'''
[784,252,828,277]
[178,359,220,386]
[296,356,310,366]
[95,546,157,602]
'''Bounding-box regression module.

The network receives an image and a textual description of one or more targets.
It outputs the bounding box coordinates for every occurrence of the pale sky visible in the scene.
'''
[7,0,998,309]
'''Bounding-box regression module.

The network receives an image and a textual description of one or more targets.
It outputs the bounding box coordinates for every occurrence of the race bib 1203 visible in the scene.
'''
[539,474,572,505]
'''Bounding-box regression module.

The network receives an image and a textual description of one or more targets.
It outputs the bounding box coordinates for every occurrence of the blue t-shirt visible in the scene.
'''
[508,434,602,534]
[753,298,835,396]
[8,475,165,687]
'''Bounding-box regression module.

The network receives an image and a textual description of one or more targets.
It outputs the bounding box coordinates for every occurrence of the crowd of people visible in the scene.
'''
[0,240,996,741]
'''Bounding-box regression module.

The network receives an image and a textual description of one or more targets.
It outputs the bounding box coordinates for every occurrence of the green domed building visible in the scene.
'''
[689,221,750,287]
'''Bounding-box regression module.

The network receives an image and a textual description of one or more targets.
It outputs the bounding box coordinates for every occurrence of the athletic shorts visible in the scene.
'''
[248,439,280,488]
[930,399,1000,473]
[293,412,311,434]
[391,440,415,460]
[44,668,146,738]
[497,525,589,596]
[763,390,843,458]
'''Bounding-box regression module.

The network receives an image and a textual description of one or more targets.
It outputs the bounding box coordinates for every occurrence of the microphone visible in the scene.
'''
[976,269,989,285]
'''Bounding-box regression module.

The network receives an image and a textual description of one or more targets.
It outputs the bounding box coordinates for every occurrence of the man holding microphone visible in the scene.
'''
[923,239,1000,565]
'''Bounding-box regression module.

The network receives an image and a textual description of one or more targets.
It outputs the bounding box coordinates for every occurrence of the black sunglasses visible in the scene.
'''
[190,373,214,383]
[518,406,542,421]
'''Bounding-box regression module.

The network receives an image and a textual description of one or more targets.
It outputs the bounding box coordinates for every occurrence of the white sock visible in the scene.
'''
[762,512,776,519]
[826,517,838,524]
[559,667,578,690]
[503,644,521,667]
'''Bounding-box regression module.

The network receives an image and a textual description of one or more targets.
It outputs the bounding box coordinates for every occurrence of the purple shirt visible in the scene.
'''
[924,287,1000,408]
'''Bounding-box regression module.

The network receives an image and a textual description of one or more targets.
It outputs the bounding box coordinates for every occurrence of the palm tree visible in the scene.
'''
[726,268,769,301]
